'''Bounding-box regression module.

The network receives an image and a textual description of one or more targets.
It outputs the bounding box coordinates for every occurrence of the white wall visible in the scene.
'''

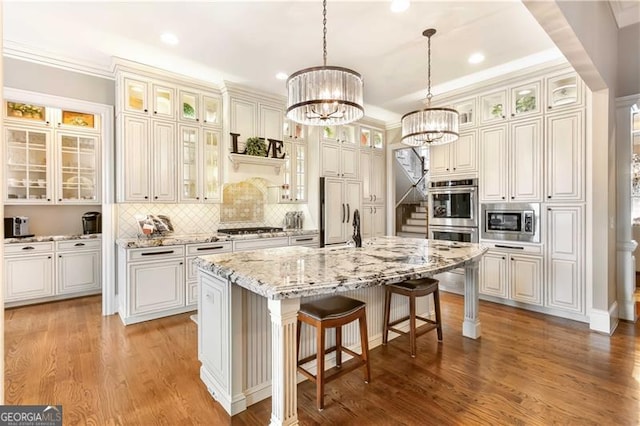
[617,22,640,97]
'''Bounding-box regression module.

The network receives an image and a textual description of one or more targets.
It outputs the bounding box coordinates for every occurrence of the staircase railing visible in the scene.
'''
[395,171,428,209]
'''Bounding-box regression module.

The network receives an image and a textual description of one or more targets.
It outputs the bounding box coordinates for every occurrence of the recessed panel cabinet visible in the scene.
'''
[321,141,358,179]
[545,111,584,202]
[480,249,542,306]
[229,97,284,148]
[5,251,54,303]
[430,131,477,178]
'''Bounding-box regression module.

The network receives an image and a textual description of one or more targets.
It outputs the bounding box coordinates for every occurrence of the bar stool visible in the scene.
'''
[296,295,371,410]
[382,277,442,357]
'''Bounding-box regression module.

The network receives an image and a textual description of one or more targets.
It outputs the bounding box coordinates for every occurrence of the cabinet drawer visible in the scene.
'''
[186,241,232,256]
[233,237,289,252]
[289,234,319,246]
[127,245,185,261]
[5,242,54,255]
[482,242,543,255]
[56,239,102,251]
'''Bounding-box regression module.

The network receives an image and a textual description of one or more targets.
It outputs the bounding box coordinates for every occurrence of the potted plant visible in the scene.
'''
[245,137,267,156]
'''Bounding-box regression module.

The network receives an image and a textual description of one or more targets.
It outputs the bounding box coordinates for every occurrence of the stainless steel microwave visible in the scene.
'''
[481,203,540,243]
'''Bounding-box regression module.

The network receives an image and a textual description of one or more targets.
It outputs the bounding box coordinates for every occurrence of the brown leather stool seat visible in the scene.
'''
[382,277,442,357]
[297,295,371,410]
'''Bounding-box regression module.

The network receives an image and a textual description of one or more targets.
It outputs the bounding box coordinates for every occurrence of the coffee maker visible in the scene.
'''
[82,211,102,234]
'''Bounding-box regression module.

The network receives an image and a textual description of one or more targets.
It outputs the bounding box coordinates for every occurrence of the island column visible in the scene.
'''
[463,261,482,339]
[268,297,301,426]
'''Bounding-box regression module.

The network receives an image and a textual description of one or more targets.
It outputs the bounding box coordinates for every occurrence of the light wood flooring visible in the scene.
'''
[4,293,640,425]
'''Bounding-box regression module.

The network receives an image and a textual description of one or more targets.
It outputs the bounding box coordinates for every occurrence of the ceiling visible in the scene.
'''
[2,1,569,122]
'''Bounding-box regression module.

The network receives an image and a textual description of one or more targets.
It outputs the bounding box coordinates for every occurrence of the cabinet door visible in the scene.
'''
[293,142,306,202]
[151,84,175,120]
[452,131,476,174]
[546,72,583,112]
[546,205,583,313]
[57,132,100,204]
[122,115,150,202]
[510,80,542,119]
[321,143,341,177]
[372,151,385,204]
[179,125,199,202]
[230,98,257,144]
[341,144,359,179]
[510,118,542,202]
[360,150,372,202]
[129,259,185,316]
[510,254,542,305]
[202,95,221,127]
[480,252,508,298]
[5,126,52,203]
[373,205,386,237]
[58,250,101,294]
[344,180,362,228]
[480,90,507,125]
[151,120,177,202]
[429,144,451,176]
[361,206,374,239]
[259,104,284,141]
[123,77,149,115]
[323,178,346,244]
[546,111,584,201]
[479,125,507,201]
[179,89,200,123]
[5,254,54,302]
[202,129,221,202]
[199,273,230,385]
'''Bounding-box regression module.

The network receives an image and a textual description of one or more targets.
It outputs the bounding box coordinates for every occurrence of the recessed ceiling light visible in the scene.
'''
[275,72,288,81]
[390,0,410,13]
[468,53,485,64]
[161,33,179,46]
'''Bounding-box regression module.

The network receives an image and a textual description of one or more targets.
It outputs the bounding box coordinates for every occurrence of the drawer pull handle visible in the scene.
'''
[197,246,225,251]
[141,250,174,256]
[22,246,35,250]
[74,242,86,247]
[494,244,524,250]
[295,238,313,242]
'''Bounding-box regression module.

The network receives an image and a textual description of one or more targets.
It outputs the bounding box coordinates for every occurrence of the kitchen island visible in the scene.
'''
[195,236,487,425]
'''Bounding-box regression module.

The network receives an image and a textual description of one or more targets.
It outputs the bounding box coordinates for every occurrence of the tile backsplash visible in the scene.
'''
[117,178,312,238]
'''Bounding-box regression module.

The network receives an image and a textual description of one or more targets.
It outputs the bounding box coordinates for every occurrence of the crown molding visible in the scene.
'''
[609,0,640,28]
[3,40,114,80]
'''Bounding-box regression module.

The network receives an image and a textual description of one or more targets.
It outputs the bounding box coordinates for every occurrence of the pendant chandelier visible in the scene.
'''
[286,0,364,126]
[401,29,459,146]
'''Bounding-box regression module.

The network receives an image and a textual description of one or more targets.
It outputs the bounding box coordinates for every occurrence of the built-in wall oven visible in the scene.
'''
[428,179,478,228]
[481,203,540,243]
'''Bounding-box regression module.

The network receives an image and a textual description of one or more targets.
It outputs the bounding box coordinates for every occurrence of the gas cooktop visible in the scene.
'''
[217,227,283,235]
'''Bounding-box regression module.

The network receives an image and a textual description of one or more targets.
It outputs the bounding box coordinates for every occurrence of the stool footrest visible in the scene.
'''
[298,357,367,385]
[298,345,338,366]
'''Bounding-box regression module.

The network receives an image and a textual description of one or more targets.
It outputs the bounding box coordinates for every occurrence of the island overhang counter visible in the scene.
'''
[194,236,488,426]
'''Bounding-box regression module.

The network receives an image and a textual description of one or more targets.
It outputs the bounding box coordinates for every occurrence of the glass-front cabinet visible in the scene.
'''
[546,72,582,111]
[283,119,304,140]
[454,98,476,128]
[5,126,51,203]
[322,124,356,144]
[281,139,307,203]
[5,102,49,126]
[202,95,221,127]
[57,133,99,203]
[180,90,199,122]
[179,126,220,202]
[152,85,175,119]
[480,90,508,125]
[510,81,542,118]
[123,77,148,114]
[122,77,177,119]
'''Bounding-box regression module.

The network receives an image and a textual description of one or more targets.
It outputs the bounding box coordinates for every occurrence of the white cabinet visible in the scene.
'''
[545,110,584,202]
[321,141,358,178]
[546,205,584,314]
[545,71,584,112]
[121,76,176,120]
[118,116,177,202]
[480,245,542,306]
[185,242,233,306]
[479,79,542,125]
[281,138,307,203]
[178,89,222,127]
[56,239,101,295]
[4,242,54,303]
[179,125,221,202]
[362,205,385,239]
[118,245,190,325]
[360,149,385,204]
[480,118,542,202]
[430,130,477,178]
[229,97,284,148]
[323,178,362,245]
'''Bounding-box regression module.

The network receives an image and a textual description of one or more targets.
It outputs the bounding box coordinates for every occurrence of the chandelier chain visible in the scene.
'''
[322,0,327,67]
[426,32,432,104]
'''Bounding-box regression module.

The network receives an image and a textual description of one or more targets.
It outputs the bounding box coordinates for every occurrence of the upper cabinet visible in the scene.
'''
[453,98,476,129]
[359,126,384,150]
[179,89,222,126]
[479,78,542,125]
[4,100,101,205]
[122,76,176,120]
[545,71,584,112]
[228,96,284,145]
[283,119,305,141]
[322,124,357,145]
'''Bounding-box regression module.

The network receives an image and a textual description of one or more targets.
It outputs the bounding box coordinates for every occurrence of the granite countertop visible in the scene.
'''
[116,229,319,249]
[194,236,488,300]
[5,233,102,244]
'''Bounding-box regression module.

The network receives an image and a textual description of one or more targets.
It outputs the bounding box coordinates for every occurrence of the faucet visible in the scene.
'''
[352,209,362,248]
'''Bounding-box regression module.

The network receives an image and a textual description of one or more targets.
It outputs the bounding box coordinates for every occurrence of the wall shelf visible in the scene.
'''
[228,153,284,174]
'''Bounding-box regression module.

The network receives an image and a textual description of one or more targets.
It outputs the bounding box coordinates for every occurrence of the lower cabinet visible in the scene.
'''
[4,243,54,303]
[4,239,101,307]
[479,244,543,306]
[186,241,233,306]
[362,204,385,239]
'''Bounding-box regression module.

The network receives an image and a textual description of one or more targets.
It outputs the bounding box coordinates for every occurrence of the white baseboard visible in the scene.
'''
[590,301,619,335]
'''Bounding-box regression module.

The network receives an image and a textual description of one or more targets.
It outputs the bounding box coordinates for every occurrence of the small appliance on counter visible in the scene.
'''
[82,211,102,234]
[284,211,304,230]
[4,216,34,238]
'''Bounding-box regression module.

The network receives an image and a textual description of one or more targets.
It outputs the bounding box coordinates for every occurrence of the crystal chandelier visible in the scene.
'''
[286,0,364,126]
[401,29,459,146]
